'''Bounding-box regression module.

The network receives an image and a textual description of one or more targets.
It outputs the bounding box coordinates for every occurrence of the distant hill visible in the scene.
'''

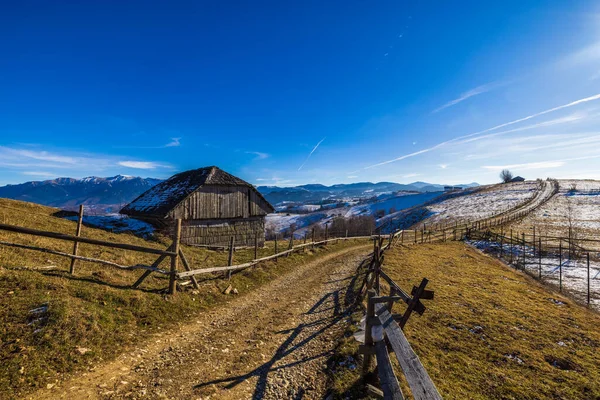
[0,175,162,214]
[257,181,479,205]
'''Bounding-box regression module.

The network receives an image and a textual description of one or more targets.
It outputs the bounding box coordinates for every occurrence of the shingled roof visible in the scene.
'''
[120,166,273,218]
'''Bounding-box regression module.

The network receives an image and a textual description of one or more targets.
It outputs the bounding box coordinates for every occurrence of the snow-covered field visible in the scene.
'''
[422,182,538,226]
[265,191,443,236]
[510,179,600,240]
[63,214,155,238]
[468,239,600,309]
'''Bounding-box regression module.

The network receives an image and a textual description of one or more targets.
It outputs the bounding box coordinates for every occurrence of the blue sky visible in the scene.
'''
[1,1,600,186]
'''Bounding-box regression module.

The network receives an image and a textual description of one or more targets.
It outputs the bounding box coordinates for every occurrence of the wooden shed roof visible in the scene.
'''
[120,166,274,218]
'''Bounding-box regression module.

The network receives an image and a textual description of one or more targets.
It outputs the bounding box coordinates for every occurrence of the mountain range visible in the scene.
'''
[0,175,162,213]
[257,181,479,204]
[0,176,478,213]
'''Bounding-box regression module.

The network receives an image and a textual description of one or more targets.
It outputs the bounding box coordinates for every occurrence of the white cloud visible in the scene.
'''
[402,173,420,178]
[22,171,56,177]
[357,93,600,172]
[118,161,167,169]
[298,137,326,171]
[433,82,503,113]
[347,175,358,179]
[164,137,181,147]
[438,164,448,169]
[482,161,565,171]
[0,147,77,164]
[246,151,269,160]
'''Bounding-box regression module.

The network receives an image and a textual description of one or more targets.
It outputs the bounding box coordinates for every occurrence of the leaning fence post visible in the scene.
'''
[69,204,84,274]
[227,236,234,278]
[168,219,182,295]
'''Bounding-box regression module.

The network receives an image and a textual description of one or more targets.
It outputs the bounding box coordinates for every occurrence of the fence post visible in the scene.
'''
[538,237,542,279]
[254,232,258,259]
[362,289,376,377]
[522,233,526,271]
[559,241,562,292]
[69,204,84,274]
[346,229,348,238]
[510,230,513,264]
[288,229,294,251]
[169,219,182,295]
[325,223,329,240]
[274,234,278,254]
[414,230,417,244]
[312,228,315,249]
[587,252,590,307]
[227,236,235,278]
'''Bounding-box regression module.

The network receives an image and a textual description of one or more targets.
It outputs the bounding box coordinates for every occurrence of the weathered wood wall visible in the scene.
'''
[168,185,272,220]
[180,217,265,247]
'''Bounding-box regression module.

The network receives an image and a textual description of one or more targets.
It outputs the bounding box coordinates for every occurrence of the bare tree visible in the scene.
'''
[565,197,580,258]
[500,169,513,183]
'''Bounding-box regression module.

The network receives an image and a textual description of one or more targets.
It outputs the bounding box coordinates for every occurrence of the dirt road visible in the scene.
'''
[30,244,370,400]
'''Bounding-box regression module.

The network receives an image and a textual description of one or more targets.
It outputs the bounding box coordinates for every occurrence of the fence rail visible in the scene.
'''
[355,236,441,399]
[0,210,372,294]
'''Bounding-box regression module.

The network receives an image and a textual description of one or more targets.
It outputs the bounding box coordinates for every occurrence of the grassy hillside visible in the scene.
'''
[0,198,365,398]
[334,241,600,399]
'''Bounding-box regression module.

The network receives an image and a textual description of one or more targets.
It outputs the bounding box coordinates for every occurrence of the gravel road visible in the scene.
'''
[31,244,370,400]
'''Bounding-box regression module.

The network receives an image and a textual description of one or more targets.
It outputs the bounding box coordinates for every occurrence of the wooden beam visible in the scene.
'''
[0,222,176,256]
[0,240,168,273]
[374,340,405,400]
[169,219,182,295]
[132,249,172,288]
[178,249,199,289]
[69,204,84,274]
[375,304,442,400]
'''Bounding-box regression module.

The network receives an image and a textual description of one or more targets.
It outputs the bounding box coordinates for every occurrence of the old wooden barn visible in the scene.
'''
[120,166,274,247]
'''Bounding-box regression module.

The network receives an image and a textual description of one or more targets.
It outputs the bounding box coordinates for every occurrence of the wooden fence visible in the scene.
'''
[354,236,441,399]
[0,213,372,295]
[466,228,599,309]
[381,179,559,239]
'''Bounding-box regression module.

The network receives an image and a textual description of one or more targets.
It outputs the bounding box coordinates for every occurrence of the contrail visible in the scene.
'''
[298,137,326,171]
[360,93,600,170]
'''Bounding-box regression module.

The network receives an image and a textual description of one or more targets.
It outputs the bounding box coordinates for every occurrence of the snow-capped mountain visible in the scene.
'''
[0,175,478,215]
[0,175,162,213]
[257,181,479,205]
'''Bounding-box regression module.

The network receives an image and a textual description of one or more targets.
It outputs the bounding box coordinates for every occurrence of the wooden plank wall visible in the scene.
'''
[169,185,272,220]
[180,217,265,247]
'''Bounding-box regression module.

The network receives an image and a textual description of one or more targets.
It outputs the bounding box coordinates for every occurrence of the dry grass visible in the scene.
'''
[331,241,600,399]
[0,198,366,398]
